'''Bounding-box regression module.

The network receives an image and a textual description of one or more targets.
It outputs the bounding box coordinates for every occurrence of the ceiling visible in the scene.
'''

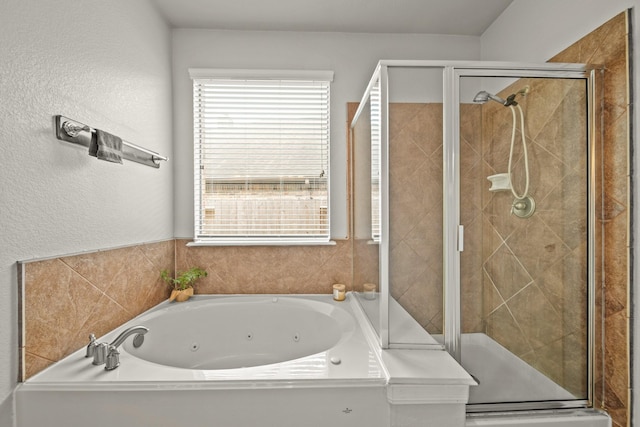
[151,0,513,36]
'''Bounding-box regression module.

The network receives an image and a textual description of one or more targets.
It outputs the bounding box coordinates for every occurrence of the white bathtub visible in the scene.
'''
[15,294,474,427]
[22,295,385,384]
[123,295,360,371]
[17,295,388,427]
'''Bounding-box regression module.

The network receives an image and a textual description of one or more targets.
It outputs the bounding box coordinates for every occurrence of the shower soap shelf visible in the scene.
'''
[487,173,511,192]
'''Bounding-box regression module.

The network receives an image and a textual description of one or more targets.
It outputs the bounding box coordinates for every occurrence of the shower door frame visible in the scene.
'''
[445,63,600,412]
[365,60,600,411]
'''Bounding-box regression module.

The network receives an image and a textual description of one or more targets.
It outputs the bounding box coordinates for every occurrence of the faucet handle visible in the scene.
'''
[92,342,108,365]
[105,345,120,371]
[85,333,98,358]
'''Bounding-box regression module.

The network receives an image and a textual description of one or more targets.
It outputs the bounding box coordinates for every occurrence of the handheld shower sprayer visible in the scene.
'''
[473,86,529,107]
[473,91,507,105]
[474,85,534,216]
[473,91,518,106]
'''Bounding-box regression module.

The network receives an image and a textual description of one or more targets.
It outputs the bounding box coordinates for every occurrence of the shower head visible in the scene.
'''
[473,91,507,105]
[473,91,519,107]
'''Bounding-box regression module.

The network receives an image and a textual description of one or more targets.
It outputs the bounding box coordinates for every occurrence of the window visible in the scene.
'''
[190,69,333,245]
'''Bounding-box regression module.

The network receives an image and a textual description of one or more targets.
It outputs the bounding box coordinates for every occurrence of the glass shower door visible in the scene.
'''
[456,72,593,409]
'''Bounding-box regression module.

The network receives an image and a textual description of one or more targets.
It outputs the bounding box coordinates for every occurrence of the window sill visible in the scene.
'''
[186,239,337,247]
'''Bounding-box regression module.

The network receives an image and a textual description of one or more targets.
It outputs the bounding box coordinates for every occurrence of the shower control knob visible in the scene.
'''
[511,196,536,219]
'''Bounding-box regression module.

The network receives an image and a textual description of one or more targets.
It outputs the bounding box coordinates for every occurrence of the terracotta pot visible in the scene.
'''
[169,286,194,302]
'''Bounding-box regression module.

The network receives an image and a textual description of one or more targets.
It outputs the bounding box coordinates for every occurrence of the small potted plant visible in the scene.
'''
[161,267,207,302]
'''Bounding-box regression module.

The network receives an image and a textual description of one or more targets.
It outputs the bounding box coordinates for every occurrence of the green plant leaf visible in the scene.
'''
[161,267,207,291]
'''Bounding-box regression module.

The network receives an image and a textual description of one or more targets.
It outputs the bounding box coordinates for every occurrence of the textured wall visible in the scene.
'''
[0,0,173,420]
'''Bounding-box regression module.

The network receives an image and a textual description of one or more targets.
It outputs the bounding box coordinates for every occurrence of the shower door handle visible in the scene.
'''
[458,225,464,252]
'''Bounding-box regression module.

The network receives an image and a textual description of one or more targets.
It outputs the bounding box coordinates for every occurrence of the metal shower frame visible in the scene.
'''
[351,59,602,412]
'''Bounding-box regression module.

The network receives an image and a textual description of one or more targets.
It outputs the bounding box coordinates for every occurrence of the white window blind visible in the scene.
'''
[370,79,381,243]
[191,69,332,244]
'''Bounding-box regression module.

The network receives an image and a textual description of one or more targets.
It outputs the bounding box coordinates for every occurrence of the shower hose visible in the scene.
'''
[507,104,529,200]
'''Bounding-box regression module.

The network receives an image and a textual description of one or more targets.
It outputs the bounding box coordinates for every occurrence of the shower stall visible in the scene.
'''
[350,60,602,412]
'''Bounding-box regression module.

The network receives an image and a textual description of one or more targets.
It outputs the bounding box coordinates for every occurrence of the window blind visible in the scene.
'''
[370,79,381,242]
[192,71,332,244]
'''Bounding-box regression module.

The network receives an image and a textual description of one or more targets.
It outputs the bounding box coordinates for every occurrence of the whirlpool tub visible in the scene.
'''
[16,294,475,427]
[122,295,363,371]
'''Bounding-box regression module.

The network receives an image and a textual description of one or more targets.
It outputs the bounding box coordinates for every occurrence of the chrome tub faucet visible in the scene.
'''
[85,326,149,371]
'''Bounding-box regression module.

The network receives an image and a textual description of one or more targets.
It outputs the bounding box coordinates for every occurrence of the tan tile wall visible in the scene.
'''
[174,239,352,295]
[19,240,175,380]
[383,103,484,334]
[387,103,445,333]
[550,12,630,427]
[479,11,629,425]
[20,237,352,381]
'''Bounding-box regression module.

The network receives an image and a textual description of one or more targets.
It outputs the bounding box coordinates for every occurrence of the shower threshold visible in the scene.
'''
[460,334,608,425]
[466,409,610,426]
[462,333,576,407]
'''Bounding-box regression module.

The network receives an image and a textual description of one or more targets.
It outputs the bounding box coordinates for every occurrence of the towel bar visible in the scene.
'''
[54,115,168,168]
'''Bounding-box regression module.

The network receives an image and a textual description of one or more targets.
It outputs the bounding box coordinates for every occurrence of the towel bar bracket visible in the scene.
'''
[55,116,93,147]
[61,121,89,138]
